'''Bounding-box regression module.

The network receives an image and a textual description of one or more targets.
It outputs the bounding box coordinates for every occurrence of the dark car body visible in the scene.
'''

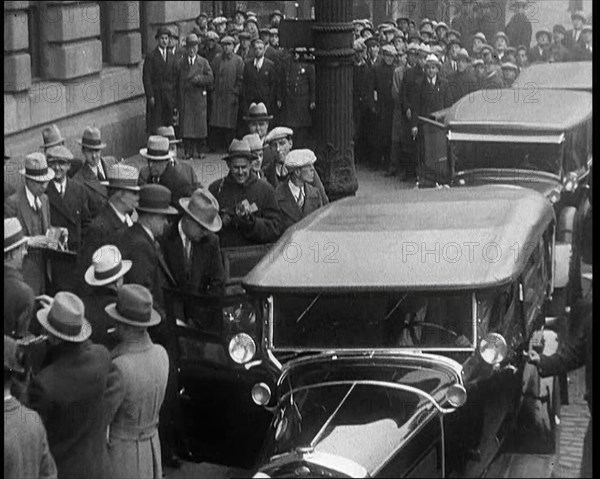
[243,187,561,477]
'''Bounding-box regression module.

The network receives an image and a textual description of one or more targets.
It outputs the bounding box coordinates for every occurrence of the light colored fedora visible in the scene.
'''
[243,102,273,121]
[4,217,29,253]
[179,188,222,232]
[140,135,173,161]
[46,145,74,163]
[242,133,265,152]
[77,126,107,150]
[20,152,56,182]
[222,139,257,162]
[36,292,92,342]
[156,126,182,144]
[85,244,132,287]
[106,164,141,191]
[105,284,161,327]
[40,124,65,149]
[136,184,178,215]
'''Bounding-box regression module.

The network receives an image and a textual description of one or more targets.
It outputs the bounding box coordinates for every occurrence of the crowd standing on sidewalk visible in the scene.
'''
[3,4,592,478]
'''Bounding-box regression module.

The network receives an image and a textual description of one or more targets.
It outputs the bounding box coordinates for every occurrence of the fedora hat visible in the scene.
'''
[242,133,265,152]
[78,126,106,150]
[244,102,273,122]
[4,217,29,254]
[105,284,161,328]
[155,26,171,39]
[46,145,74,163]
[37,292,92,342]
[155,126,182,144]
[85,244,132,287]
[186,33,199,46]
[140,135,173,161]
[223,139,257,162]
[107,164,140,191]
[136,184,178,215]
[571,11,586,22]
[179,188,222,232]
[40,124,65,149]
[20,152,56,182]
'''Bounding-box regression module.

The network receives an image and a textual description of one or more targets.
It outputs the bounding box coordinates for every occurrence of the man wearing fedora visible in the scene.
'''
[243,133,267,180]
[4,217,35,340]
[175,33,214,160]
[45,145,91,294]
[243,102,276,167]
[263,126,329,203]
[4,335,58,479]
[276,149,326,232]
[104,284,169,479]
[564,10,587,51]
[72,126,112,219]
[209,139,281,248]
[138,135,198,209]
[162,187,226,316]
[81,244,131,348]
[209,35,244,152]
[5,152,56,295]
[143,26,177,135]
[81,164,140,267]
[26,292,124,479]
[506,1,532,53]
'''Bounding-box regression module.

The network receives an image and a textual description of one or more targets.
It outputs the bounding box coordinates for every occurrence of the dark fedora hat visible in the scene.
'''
[105,284,161,328]
[136,184,179,215]
[40,124,65,149]
[37,292,92,342]
[77,126,106,150]
[244,102,273,121]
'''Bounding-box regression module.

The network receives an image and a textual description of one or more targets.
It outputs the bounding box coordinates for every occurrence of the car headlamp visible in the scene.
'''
[228,332,256,364]
[446,384,467,407]
[548,189,561,204]
[562,172,578,193]
[251,382,272,406]
[479,332,507,365]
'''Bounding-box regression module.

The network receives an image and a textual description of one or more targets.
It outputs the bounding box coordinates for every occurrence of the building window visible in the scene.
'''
[28,4,42,80]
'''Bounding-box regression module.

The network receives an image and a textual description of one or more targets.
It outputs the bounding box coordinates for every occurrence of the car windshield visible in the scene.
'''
[272,292,474,349]
[451,141,562,175]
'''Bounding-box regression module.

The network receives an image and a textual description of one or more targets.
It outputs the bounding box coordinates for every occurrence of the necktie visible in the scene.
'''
[97,167,105,181]
[35,197,42,212]
[124,215,133,227]
[297,188,305,208]
[161,48,166,62]
[189,57,193,67]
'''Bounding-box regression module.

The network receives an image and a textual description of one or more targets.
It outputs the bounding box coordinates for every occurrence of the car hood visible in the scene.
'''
[452,169,560,197]
[255,352,462,477]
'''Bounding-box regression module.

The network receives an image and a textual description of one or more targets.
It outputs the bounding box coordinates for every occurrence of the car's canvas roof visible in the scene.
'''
[515,61,592,92]
[444,89,592,133]
[244,186,555,292]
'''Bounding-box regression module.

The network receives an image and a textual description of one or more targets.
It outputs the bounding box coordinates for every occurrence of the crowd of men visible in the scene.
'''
[4,4,593,479]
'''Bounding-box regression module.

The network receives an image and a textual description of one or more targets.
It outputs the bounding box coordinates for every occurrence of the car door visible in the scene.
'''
[418,116,450,187]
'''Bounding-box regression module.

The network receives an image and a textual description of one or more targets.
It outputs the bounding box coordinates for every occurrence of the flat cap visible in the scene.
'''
[220,35,235,44]
[501,62,518,71]
[284,149,317,169]
[382,44,397,55]
[473,32,487,42]
[206,31,219,41]
[46,145,74,162]
[264,126,294,144]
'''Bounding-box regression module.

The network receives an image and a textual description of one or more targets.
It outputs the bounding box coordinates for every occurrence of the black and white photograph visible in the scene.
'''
[4,1,593,478]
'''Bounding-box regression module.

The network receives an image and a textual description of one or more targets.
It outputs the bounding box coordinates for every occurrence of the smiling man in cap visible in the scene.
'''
[104,283,170,479]
[208,139,281,248]
[27,291,123,479]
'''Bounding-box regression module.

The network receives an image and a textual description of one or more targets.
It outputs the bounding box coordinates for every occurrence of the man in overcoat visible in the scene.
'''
[564,10,587,51]
[275,149,326,232]
[353,39,375,167]
[81,164,140,269]
[138,134,199,210]
[27,292,124,479]
[4,335,57,479]
[209,35,244,151]
[45,145,91,294]
[209,139,281,248]
[105,284,169,479]
[571,25,592,61]
[4,153,55,295]
[142,26,177,135]
[373,45,396,173]
[447,48,478,105]
[4,217,35,339]
[71,127,112,220]
[505,1,532,52]
[390,51,410,179]
[82,244,131,348]
[281,48,316,149]
[175,33,214,159]
[242,39,281,125]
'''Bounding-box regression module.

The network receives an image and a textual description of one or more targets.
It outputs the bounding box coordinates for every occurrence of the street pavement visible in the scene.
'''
[123,152,589,478]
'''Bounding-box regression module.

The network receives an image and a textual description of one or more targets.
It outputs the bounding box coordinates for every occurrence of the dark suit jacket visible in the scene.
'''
[413,77,453,127]
[528,45,550,63]
[138,160,200,208]
[401,65,425,116]
[571,43,592,61]
[26,341,123,479]
[4,187,52,295]
[242,57,280,117]
[117,223,176,312]
[564,28,585,51]
[81,203,129,268]
[276,181,325,232]
[4,265,35,339]
[72,160,110,220]
[263,162,329,205]
[161,223,225,296]
[142,46,177,134]
[81,287,118,349]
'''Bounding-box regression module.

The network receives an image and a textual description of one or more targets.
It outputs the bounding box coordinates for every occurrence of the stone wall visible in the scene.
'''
[4,1,213,161]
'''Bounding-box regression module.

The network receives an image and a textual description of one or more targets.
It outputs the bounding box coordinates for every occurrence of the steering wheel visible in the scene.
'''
[401,318,460,346]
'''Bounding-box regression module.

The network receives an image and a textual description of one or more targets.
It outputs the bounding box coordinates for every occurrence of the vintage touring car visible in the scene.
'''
[234,186,563,477]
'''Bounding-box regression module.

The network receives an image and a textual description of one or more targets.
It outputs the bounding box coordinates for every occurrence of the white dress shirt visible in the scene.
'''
[54,178,67,197]
[288,180,305,206]
[254,56,264,71]
[25,185,42,211]
[178,220,192,260]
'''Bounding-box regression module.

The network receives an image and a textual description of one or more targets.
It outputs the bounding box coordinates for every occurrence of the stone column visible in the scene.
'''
[313,0,358,200]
